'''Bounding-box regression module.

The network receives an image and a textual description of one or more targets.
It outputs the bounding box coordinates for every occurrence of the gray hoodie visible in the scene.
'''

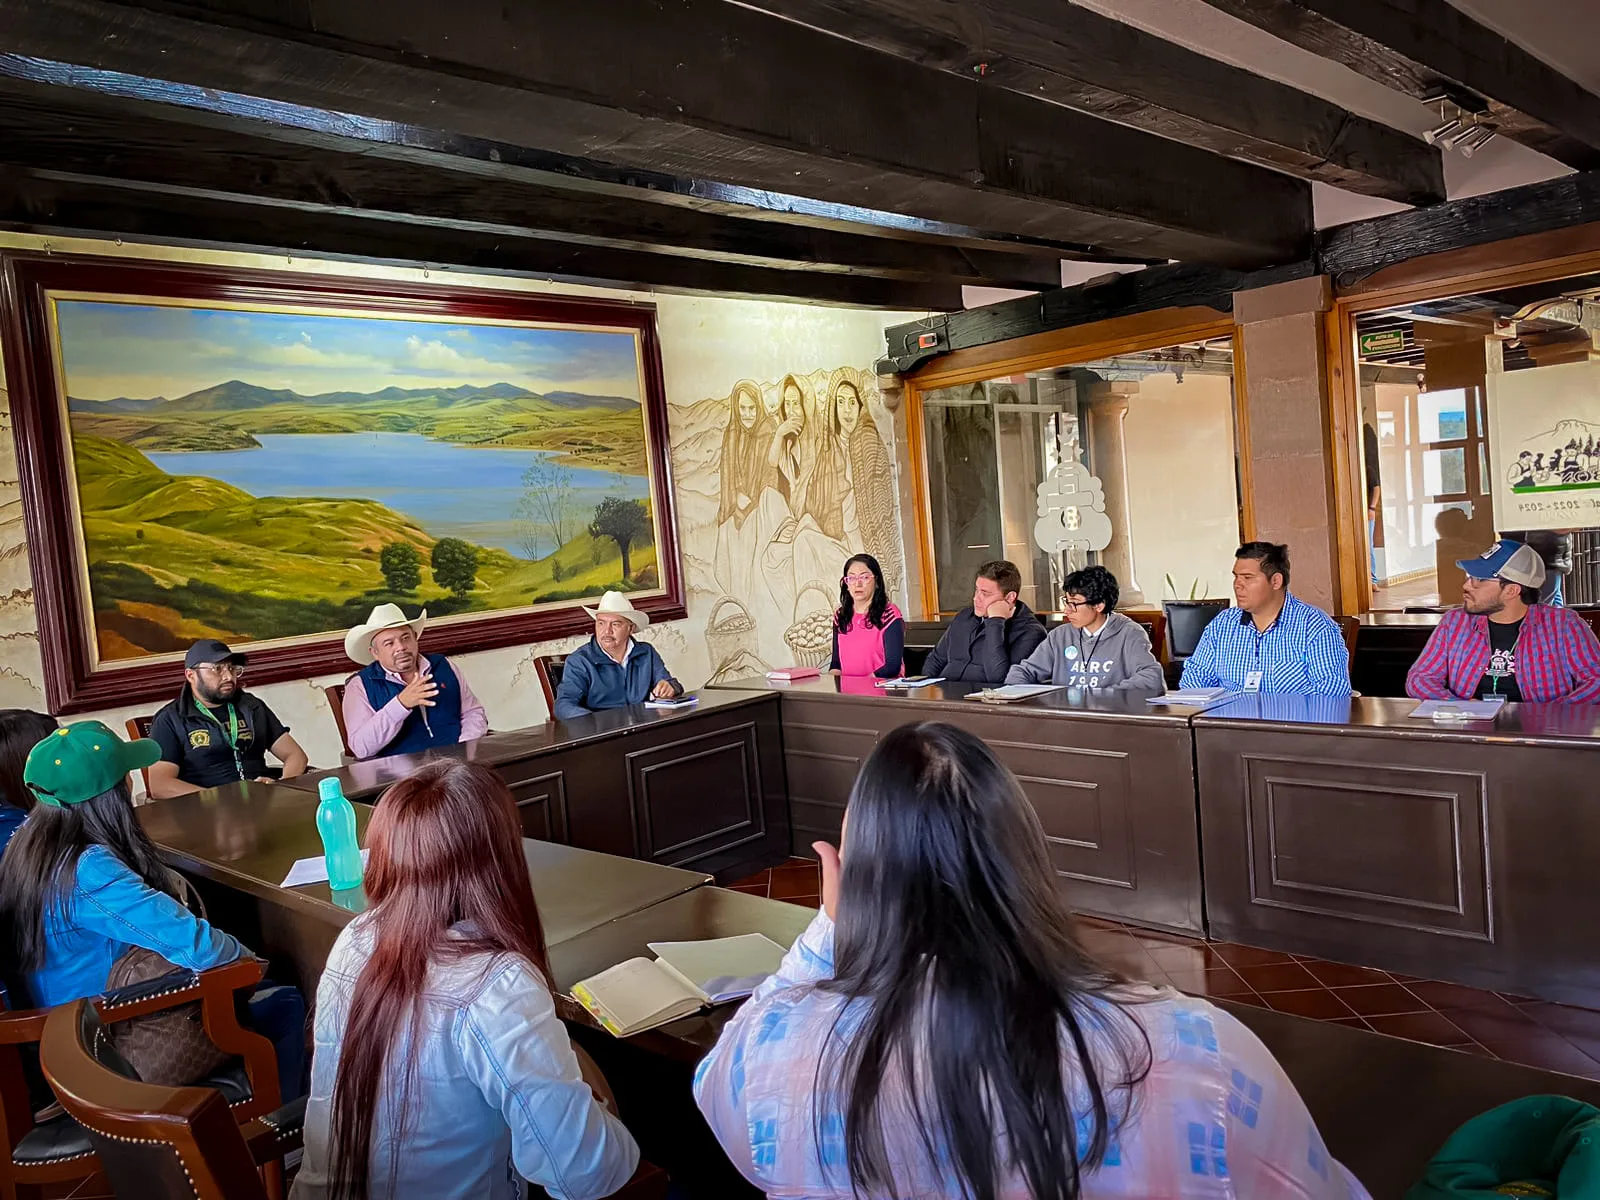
[1003,611,1164,692]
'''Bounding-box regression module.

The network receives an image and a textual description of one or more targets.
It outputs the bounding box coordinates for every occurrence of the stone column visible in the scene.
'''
[1082,381,1144,604]
[1234,275,1339,611]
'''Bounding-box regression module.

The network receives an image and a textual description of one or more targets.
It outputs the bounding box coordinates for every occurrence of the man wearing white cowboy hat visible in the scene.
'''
[341,603,487,759]
[553,591,683,719]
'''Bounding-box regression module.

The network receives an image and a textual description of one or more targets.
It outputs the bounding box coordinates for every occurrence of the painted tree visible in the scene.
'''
[430,538,479,597]
[588,496,649,580]
[514,458,577,557]
[379,542,421,593]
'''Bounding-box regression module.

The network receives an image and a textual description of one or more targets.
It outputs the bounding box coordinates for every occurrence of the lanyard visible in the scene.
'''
[194,697,247,780]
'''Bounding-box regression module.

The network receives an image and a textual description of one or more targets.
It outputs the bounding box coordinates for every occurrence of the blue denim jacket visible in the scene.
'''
[293,915,638,1200]
[553,638,680,720]
[22,845,243,1009]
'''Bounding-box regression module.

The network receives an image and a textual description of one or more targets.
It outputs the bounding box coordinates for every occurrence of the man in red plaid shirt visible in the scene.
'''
[1407,539,1600,703]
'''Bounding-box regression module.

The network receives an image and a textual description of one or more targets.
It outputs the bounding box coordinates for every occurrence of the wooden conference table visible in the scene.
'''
[713,674,1212,936]
[713,676,1600,1009]
[281,688,790,883]
[138,774,1600,1199]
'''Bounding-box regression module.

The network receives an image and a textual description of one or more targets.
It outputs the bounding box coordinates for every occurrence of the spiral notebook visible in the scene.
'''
[570,932,788,1036]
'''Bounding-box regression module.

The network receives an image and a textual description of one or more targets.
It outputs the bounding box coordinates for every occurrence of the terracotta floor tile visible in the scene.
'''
[1363,1011,1476,1048]
[1144,943,1220,974]
[1259,989,1357,1020]
[1405,980,1517,1011]
[727,883,769,896]
[1224,992,1271,1010]
[1209,943,1300,970]
[1232,962,1320,992]
[1519,1002,1600,1045]
[727,868,772,893]
[1331,983,1429,1017]
[776,895,821,910]
[1128,928,1206,950]
[1487,1032,1600,1079]
[769,872,824,900]
[1300,960,1394,989]
[1163,965,1256,1000]
[1327,1016,1372,1029]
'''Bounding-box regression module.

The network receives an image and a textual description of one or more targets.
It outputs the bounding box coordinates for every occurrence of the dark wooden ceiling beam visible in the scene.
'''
[0,0,1314,266]
[0,85,1068,288]
[0,168,965,310]
[1318,169,1600,284]
[1197,0,1600,169]
[738,0,1443,205]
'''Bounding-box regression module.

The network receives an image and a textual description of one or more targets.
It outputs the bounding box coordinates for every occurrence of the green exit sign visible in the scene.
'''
[1360,329,1406,355]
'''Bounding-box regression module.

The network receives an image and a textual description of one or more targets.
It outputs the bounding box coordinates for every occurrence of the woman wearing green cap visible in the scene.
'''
[0,720,304,1096]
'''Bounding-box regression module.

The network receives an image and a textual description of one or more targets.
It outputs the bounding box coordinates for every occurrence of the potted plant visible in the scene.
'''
[1161,575,1229,659]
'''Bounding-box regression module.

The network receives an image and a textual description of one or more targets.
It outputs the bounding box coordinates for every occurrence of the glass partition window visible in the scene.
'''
[918,338,1241,615]
[1356,269,1600,610]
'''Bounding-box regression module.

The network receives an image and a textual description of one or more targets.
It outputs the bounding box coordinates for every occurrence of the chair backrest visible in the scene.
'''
[533,655,568,714]
[40,1000,267,1200]
[126,715,157,795]
[1121,610,1169,664]
[1337,615,1360,671]
[324,683,353,759]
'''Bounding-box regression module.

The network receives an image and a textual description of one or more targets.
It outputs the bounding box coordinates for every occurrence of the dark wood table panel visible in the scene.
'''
[282,691,791,882]
[1197,695,1600,1006]
[138,782,711,993]
[712,677,1205,935]
[1226,1001,1600,1200]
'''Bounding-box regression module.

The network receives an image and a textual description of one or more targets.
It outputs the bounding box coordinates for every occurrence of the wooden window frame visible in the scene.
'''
[903,307,1244,620]
[1326,220,1600,615]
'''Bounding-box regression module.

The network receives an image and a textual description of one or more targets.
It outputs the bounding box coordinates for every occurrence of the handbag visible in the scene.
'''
[102,875,233,1087]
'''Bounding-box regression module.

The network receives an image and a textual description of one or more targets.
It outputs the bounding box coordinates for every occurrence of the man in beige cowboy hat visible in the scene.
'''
[341,603,488,759]
[553,591,683,719]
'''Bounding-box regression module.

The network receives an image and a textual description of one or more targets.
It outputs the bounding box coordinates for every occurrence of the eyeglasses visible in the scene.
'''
[1062,599,1089,610]
[843,573,875,584]
[196,663,245,678]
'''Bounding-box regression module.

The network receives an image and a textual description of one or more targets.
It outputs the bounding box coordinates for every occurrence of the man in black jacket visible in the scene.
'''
[922,560,1047,684]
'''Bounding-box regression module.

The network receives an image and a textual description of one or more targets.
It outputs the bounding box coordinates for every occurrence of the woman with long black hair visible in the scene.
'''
[829,553,903,679]
[0,721,304,1094]
[695,721,1365,1198]
[0,709,56,859]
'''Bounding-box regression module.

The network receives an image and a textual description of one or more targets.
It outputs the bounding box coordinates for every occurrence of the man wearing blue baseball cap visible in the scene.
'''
[1407,538,1600,703]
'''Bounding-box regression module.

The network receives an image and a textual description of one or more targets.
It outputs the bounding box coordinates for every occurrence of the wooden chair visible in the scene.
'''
[1122,610,1170,665]
[1,958,285,1200]
[124,715,157,795]
[323,683,353,760]
[533,654,568,715]
[1337,615,1360,672]
[39,993,302,1200]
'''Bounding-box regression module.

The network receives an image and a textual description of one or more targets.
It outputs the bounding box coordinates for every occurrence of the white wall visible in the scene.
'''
[1121,371,1240,602]
[0,233,911,781]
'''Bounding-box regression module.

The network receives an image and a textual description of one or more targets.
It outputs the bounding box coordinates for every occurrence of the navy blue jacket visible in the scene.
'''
[554,639,680,719]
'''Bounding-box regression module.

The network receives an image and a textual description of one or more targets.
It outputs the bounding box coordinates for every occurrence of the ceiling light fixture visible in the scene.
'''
[1457,125,1497,156]
[1424,118,1465,145]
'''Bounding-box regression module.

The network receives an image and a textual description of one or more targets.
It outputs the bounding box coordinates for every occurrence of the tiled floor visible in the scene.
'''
[732,858,1600,1082]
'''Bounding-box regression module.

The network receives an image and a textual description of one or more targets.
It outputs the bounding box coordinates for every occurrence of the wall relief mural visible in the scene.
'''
[672,366,902,682]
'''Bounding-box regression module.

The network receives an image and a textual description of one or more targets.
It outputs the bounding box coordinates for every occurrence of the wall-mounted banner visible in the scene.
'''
[1488,359,1600,532]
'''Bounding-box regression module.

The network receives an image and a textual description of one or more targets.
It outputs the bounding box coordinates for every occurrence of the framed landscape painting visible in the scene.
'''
[0,253,684,711]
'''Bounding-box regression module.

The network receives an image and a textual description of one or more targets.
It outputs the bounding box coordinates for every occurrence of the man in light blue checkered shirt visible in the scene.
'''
[1179,542,1352,697]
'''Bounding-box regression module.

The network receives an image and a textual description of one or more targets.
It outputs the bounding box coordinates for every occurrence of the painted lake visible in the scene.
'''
[146,432,649,558]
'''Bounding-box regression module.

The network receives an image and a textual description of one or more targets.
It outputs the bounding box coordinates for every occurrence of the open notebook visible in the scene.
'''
[570,932,788,1037]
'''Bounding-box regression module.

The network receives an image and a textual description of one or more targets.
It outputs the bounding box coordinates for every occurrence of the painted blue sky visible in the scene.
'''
[55,299,644,402]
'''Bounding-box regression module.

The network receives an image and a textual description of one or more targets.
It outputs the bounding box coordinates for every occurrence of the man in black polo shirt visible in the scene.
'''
[147,640,309,797]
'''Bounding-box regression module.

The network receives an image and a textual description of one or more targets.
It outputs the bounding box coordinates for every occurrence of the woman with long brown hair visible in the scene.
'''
[291,760,638,1200]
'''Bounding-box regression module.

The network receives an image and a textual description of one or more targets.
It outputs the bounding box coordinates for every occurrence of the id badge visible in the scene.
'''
[1243,670,1264,693]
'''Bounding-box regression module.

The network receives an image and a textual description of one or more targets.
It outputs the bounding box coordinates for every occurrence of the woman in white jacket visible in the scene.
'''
[292,760,638,1200]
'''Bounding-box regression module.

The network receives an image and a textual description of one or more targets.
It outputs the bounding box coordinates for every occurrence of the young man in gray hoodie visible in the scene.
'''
[1005,565,1165,692]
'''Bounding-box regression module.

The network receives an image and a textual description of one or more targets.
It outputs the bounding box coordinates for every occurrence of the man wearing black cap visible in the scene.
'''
[147,640,309,798]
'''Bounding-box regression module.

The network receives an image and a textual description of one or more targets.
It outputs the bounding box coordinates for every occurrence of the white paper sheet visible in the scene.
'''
[280,847,370,888]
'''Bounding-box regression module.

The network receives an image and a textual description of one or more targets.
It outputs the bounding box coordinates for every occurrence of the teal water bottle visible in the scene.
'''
[316,777,364,892]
